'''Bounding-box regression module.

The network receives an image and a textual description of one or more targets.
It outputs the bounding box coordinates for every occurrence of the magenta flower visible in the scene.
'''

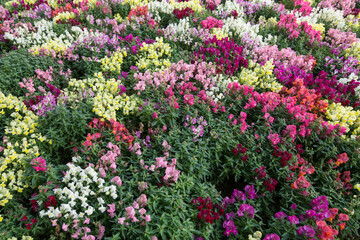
[237,204,255,218]
[287,215,299,225]
[274,211,287,220]
[223,220,237,237]
[244,185,257,199]
[297,225,315,237]
[264,233,280,240]
[30,157,47,172]
[267,133,280,145]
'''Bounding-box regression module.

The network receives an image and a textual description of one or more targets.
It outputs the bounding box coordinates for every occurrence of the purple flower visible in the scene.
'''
[231,189,246,202]
[222,196,235,205]
[121,71,129,79]
[130,66,138,71]
[274,211,287,220]
[264,233,280,240]
[125,34,133,42]
[287,215,299,225]
[237,204,255,219]
[119,85,126,95]
[131,45,138,54]
[297,225,315,237]
[305,210,316,218]
[225,212,236,220]
[290,204,297,210]
[223,220,237,237]
[244,185,257,199]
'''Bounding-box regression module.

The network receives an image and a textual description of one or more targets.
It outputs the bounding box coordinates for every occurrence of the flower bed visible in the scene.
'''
[1,0,360,239]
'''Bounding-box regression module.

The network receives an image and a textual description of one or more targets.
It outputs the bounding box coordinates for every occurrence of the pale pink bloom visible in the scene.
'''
[82,227,91,234]
[132,201,139,209]
[138,194,148,207]
[125,206,135,219]
[156,157,167,168]
[83,217,90,224]
[111,176,122,186]
[97,223,105,239]
[62,223,69,231]
[71,228,81,239]
[149,165,155,171]
[118,217,126,224]
[164,165,181,182]
[73,219,79,229]
[51,219,57,226]
[84,235,95,240]
[138,182,148,192]
[139,208,146,215]
[107,203,116,218]
[99,168,106,178]
[144,214,151,222]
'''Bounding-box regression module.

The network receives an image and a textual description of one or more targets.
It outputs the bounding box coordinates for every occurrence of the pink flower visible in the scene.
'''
[118,217,126,224]
[125,206,135,219]
[184,94,194,105]
[138,194,148,207]
[83,217,90,224]
[111,176,122,186]
[267,133,280,145]
[132,201,139,209]
[144,214,151,222]
[51,219,58,226]
[107,203,116,218]
[139,208,146,215]
[99,168,106,178]
[149,165,155,171]
[73,219,79,229]
[30,157,47,172]
[153,112,158,119]
[164,165,181,182]
[156,157,167,168]
[285,125,297,139]
[71,229,81,239]
[97,223,105,239]
[84,235,95,240]
[62,223,69,231]
[83,227,91,234]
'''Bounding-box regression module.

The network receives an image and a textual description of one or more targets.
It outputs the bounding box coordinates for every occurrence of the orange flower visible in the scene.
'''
[65,3,72,11]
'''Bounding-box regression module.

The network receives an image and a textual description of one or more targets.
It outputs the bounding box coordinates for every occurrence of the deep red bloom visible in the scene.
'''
[25,223,32,230]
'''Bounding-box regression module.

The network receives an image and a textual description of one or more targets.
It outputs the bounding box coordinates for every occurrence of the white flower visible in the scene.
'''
[99,205,106,213]
[97,197,105,205]
[39,210,46,218]
[85,206,94,216]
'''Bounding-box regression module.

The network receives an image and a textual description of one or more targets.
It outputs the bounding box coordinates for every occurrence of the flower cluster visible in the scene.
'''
[191,197,224,224]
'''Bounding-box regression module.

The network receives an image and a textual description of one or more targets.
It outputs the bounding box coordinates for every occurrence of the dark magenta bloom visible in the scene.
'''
[287,215,299,224]
[274,211,287,220]
[237,204,255,218]
[298,225,315,237]
[264,233,280,240]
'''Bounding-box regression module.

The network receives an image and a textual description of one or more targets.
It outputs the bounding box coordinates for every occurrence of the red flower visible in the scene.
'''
[25,223,32,230]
